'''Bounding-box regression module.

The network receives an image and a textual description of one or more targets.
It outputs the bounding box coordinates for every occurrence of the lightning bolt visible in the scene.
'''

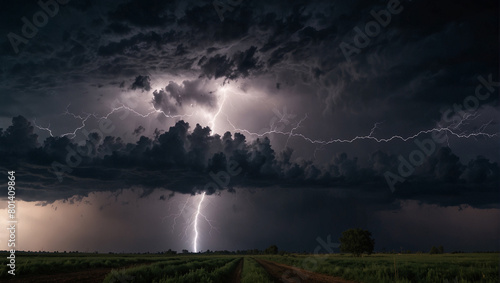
[33,105,93,138]
[162,192,216,253]
[193,192,206,253]
[209,87,228,135]
[163,196,191,238]
[27,81,498,255]
[32,118,54,137]
[225,112,498,145]
[33,103,195,139]
[98,104,196,120]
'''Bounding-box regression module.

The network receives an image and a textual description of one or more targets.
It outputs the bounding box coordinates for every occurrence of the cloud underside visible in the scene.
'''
[0,116,498,208]
[0,0,498,210]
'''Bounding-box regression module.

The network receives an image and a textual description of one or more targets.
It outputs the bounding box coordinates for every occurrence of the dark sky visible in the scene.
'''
[0,0,499,253]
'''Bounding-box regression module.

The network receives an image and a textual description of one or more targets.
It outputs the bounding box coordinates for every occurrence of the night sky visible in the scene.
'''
[0,0,499,253]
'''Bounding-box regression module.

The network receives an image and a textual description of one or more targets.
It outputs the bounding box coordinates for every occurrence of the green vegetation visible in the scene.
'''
[103,256,240,283]
[2,251,498,283]
[241,257,273,283]
[158,257,241,283]
[0,252,168,278]
[259,253,499,283]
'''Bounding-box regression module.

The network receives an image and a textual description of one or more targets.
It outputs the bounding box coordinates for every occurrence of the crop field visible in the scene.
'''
[1,252,498,282]
[259,253,500,283]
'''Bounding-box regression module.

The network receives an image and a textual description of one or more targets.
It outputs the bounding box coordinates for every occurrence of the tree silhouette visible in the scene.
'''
[429,246,439,254]
[264,245,278,254]
[438,246,444,254]
[339,228,375,256]
[429,246,444,254]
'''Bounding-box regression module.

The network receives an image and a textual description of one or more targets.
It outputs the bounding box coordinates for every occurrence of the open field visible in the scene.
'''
[258,253,500,283]
[241,257,274,283]
[1,252,499,282]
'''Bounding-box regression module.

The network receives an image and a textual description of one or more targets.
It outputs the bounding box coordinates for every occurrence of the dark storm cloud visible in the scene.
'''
[152,79,218,114]
[177,2,253,43]
[199,54,234,80]
[0,0,497,217]
[105,22,132,35]
[130,75,152,92]
[232,46,262,78]
[199,46,262,80]
[109,0,177,27]
[323,0,498,113]
[97,31,165,57]
[1,0,494,132]
[132,125,145,136]
[0,116,498,208]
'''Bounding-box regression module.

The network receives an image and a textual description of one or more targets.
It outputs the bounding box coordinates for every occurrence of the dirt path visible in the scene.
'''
[227,257,243,283]
[255,259,358,283]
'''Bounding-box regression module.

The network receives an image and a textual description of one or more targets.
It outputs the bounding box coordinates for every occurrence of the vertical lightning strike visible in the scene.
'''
[209,87,227,135]
[193,192,206,253]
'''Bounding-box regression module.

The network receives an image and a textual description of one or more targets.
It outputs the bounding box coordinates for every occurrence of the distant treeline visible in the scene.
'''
[0,245,283,256]
[1,249,498,256]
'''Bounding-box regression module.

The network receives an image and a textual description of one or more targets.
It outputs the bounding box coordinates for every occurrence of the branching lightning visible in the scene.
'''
[225,112,498,146]
[193,192,206,253]
[209,87,228,135]
[32,118,54,137]
[33,102,195,139]
[33,83,497,149]
[30,83,498,255]
[164,196,191,237]
[162,192,216,253]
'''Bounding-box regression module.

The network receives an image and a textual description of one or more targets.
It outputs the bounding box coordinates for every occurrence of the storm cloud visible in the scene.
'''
[152,79,218,113]
[0,0,498,253]
[0,116,497,208]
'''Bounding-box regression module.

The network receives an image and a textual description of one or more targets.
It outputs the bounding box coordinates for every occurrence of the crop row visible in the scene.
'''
[104,256,240,283]
[258,253,500,283]
[241,257,274,283]
[0,255,174,277]
[158,257,241,283]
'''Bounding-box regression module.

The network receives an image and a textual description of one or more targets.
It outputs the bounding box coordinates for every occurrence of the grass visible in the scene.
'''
[103,256,239,283]
[241,257,274,283]
[158,257,241,283]
[0,252,170,278]
[259,253,500,283]
[2,252,498,282]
